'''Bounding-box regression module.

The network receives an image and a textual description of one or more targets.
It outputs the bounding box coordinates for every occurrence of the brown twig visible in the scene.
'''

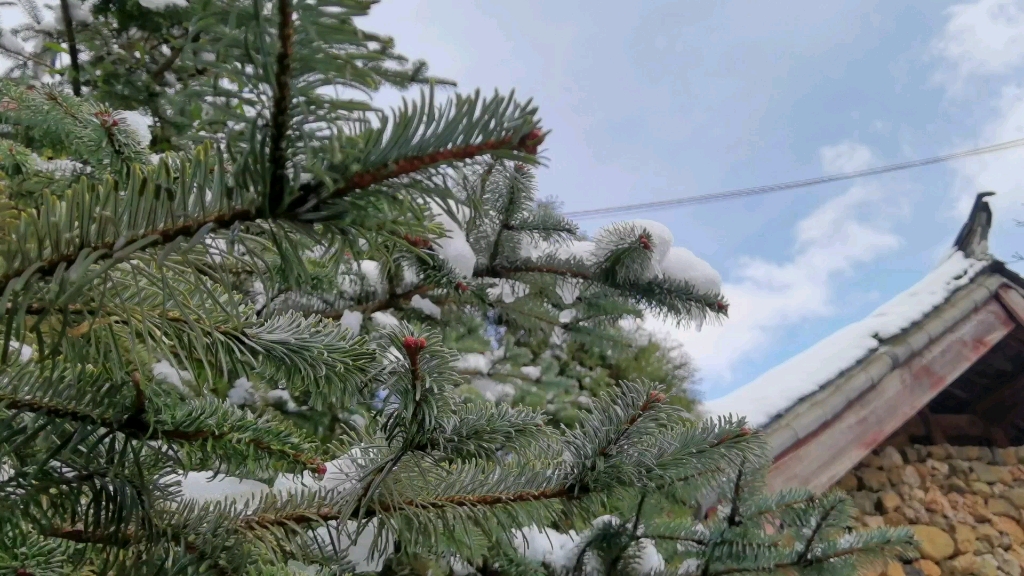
[315,131,544,201]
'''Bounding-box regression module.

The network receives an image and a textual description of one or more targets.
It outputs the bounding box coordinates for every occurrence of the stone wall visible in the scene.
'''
[844,444,1024,576]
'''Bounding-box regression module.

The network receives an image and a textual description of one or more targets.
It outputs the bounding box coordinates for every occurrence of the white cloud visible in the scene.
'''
[818,141,875,175]
[932,0,1024,88]
[947,85,1024,226]
[646,143,902,390]
[931,0,1024,257]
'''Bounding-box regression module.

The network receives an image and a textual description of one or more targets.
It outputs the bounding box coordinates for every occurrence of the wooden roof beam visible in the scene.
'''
[766,297,1016,493]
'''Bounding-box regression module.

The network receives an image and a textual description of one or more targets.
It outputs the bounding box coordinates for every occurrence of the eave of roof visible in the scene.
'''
[706,252,995,428]
[761,268,1017,459]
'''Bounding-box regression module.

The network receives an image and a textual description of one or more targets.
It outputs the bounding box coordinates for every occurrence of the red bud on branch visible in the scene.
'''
[647,390,667,404]
[518,128,545,154]
[94,111,119,128]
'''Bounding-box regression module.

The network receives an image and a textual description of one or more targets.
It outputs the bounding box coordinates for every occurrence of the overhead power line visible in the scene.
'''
[563,137,1024,220]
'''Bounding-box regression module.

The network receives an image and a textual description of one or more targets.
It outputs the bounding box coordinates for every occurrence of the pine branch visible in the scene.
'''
[42,527,134,549]
[237,485,578,530]
[478,263,591,281]
[708,547,875,576]
[599,389,667,458]
[320,135,542,200]
[0,368,325,471]
[57,0,81,97]
[795,499,840,565]
[725,466,743,528]
[267,0,294,214]
[0,91,544,306]
[351,285,432,315]
[0,202,256,299]
[0,42,53,69]
[150,31,201,81]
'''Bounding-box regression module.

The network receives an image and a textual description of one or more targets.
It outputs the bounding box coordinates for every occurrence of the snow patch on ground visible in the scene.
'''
[706,250,989,428]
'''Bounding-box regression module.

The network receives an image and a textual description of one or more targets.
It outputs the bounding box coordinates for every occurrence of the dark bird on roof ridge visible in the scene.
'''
[953,191,996,259]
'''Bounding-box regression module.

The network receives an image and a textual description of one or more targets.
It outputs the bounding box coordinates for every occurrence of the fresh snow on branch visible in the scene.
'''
[138,0,189,10]
[597,219,674,269]
[519,365,542,381]
[555,277,583,304]
[117,110,152,146]
[227,377,259,407]
[511,516,666,576]
[470,377,515,403]
[151,360,193,393]
[520,218,721,294]
[339,310,363,335]
[266,388,301,413]
[427,200,476,277]
[486,278,529,303]
[520,237,596,263]
[369,311,400,329]
[409,294,441,318]
[454,350,501,375]
[0,31,26,55]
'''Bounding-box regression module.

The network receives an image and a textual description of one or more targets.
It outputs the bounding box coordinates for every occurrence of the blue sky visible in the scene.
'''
[365,0,1024,401]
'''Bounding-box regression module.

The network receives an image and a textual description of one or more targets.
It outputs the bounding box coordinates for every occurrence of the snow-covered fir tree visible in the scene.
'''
[1,0,712,427]
[0,1,915,574]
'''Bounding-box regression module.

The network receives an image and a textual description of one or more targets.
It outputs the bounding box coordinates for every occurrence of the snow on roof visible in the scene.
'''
[705,250,991,428]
